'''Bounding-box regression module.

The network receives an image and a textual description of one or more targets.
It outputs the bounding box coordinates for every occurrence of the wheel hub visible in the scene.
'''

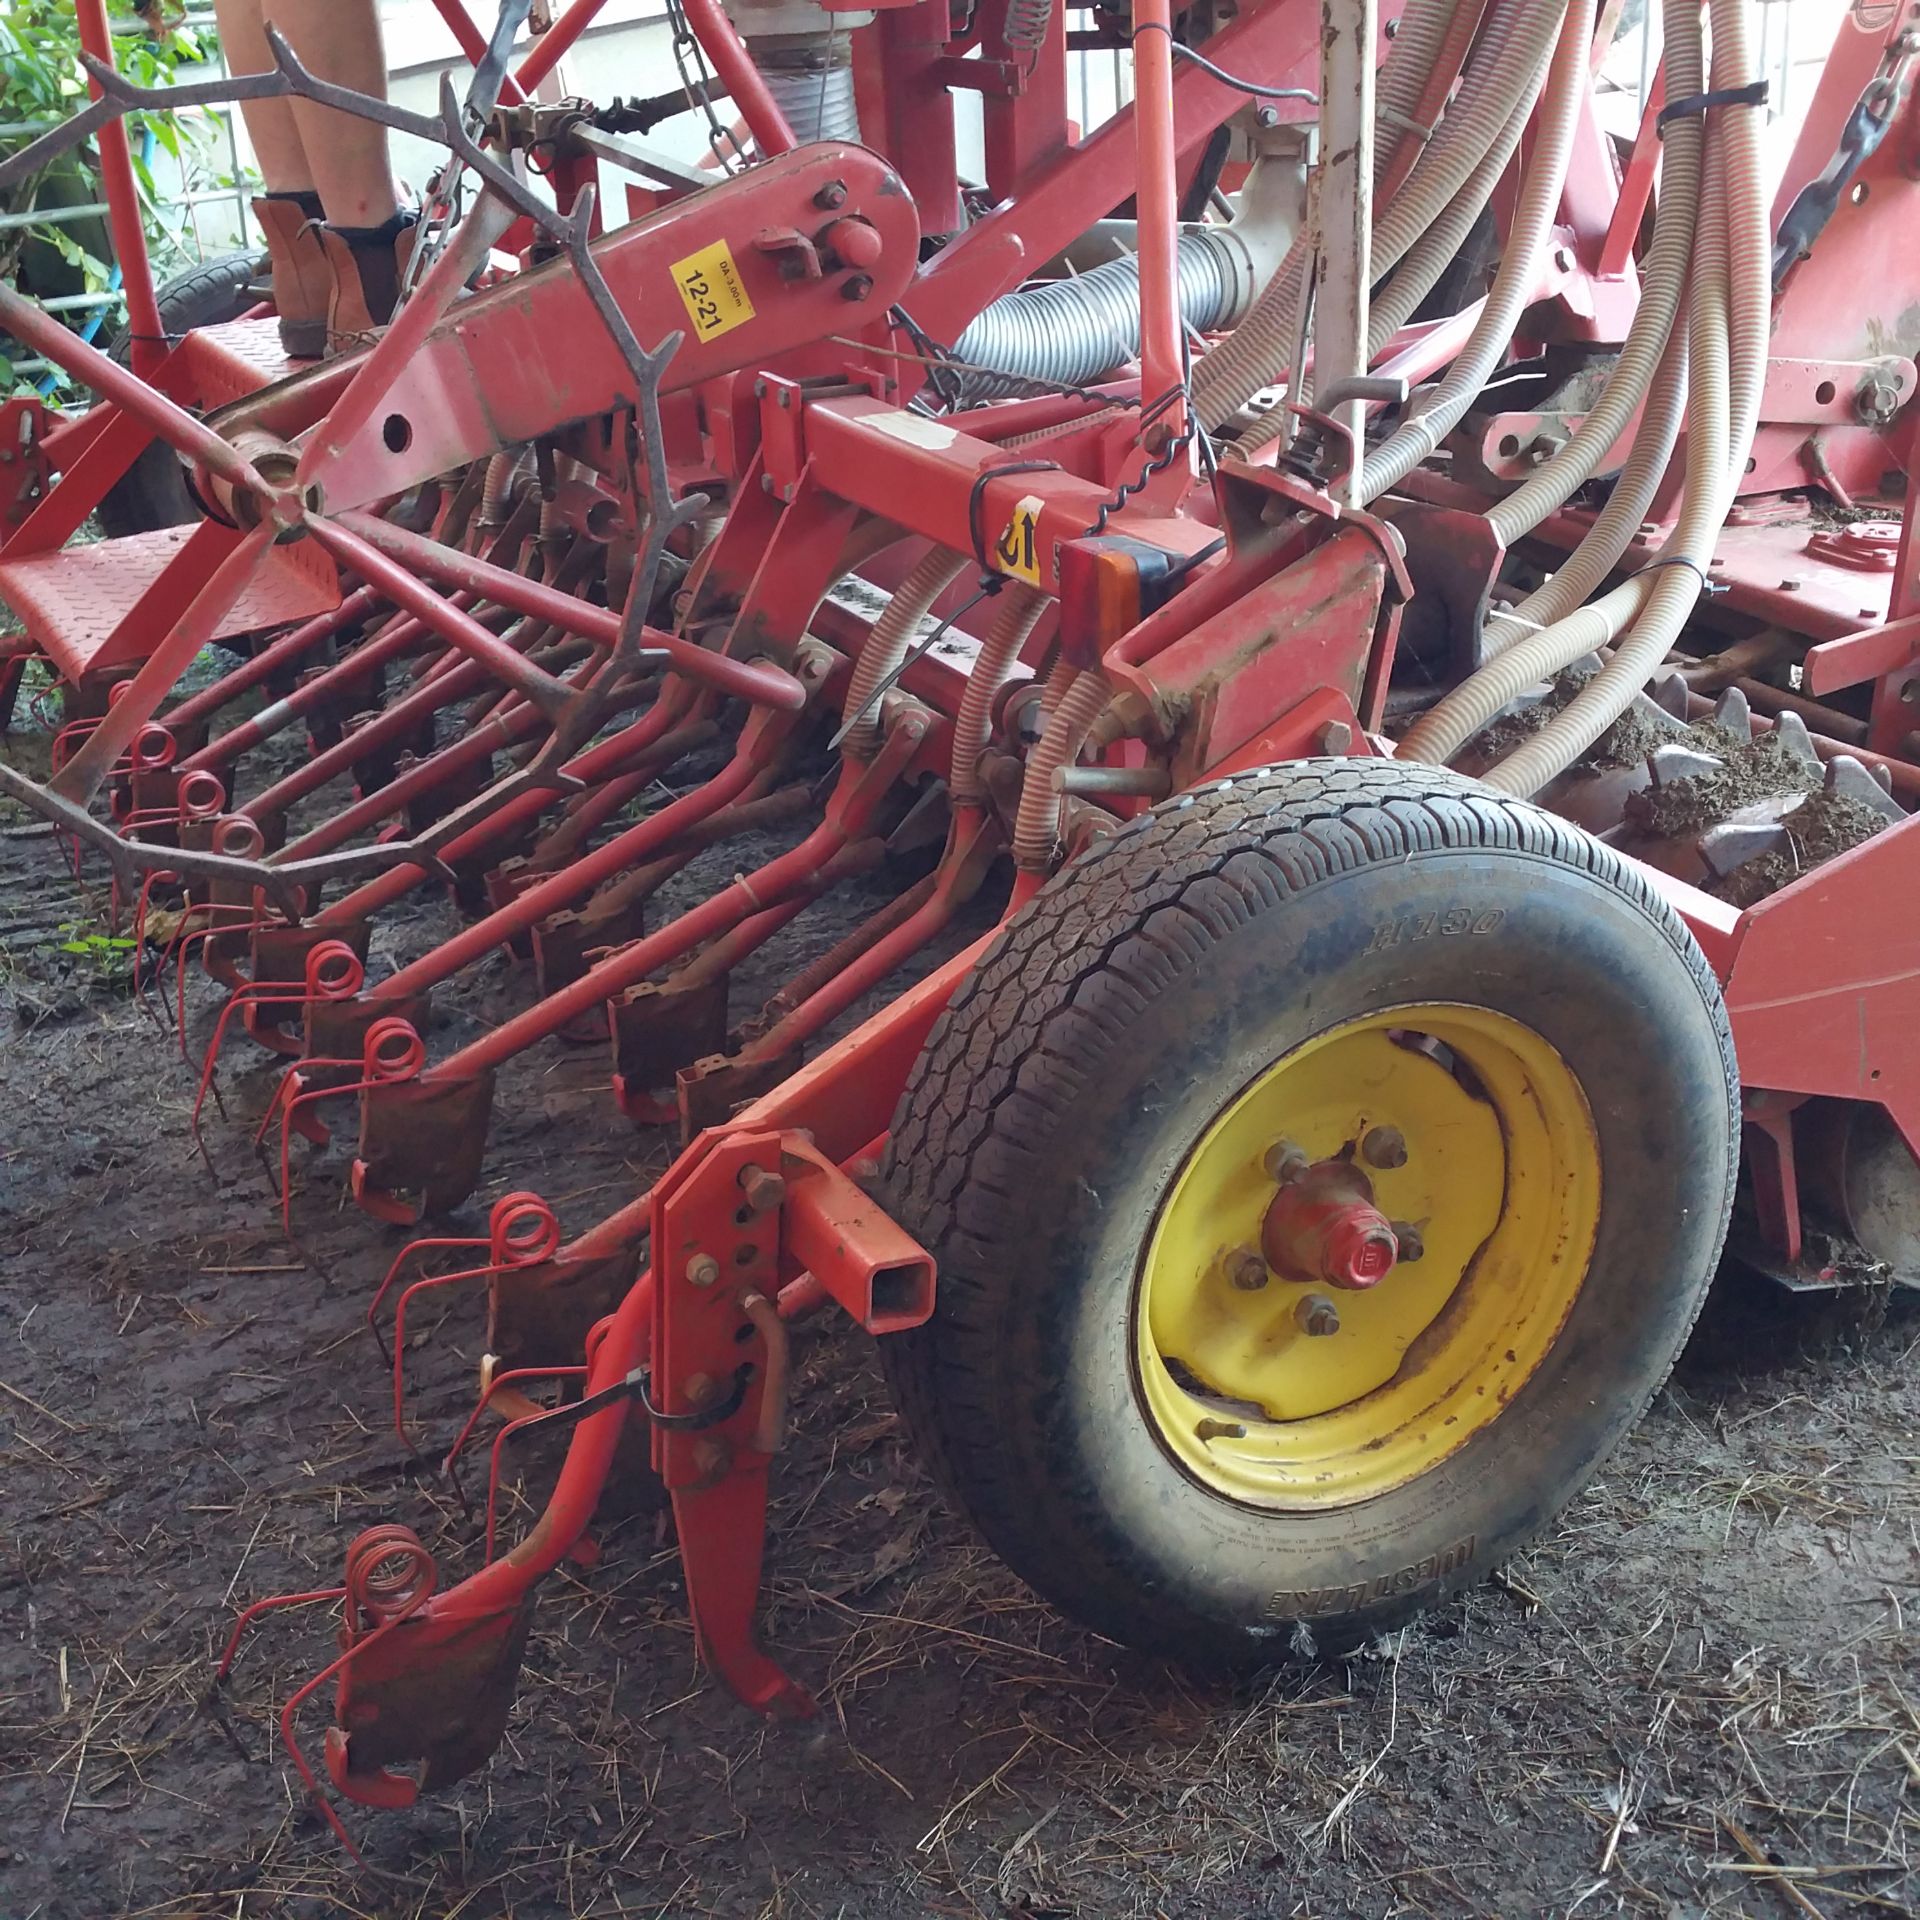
[1133,1004,1602,1510]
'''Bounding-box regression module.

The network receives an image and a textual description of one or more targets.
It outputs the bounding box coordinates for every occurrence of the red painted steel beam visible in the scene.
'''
[306,518,576,719]
[333,513,808,711]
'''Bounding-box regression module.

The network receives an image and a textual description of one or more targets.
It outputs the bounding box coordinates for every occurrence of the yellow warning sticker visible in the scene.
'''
[993,494,1047,585]
[670,239,756,343]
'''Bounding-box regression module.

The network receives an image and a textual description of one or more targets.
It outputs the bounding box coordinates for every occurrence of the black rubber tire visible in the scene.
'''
[97,250,266,540]
[880,759,1739,1665]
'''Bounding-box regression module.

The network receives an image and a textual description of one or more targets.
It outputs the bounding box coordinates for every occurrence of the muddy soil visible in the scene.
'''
[1,775,1917,1920]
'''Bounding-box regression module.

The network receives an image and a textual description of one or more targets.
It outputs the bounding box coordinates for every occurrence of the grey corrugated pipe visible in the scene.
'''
[1486,0,1705,543]
[952,150,1302,398]
[950,584,1048,807]
[1358,0,1594,505]
[1484,0,1767,799]
[841,549,969,760]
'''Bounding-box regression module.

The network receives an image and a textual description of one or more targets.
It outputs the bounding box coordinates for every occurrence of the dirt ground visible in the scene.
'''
[2,759,1918,1920]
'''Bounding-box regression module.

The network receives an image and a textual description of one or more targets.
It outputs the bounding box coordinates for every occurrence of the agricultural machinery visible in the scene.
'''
[3,0,1918,1852]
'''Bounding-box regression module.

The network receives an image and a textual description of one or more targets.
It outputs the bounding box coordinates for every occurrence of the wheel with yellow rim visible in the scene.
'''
[883,760,1738,1661]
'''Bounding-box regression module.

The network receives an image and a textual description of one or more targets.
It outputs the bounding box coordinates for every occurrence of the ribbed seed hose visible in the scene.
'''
[1487,0,1705,542]
[950,584,1048,805]
[1395,342,1690,768]
[1358,0,1593,504]
[1483,0,1766,798]
[1014,669,1112,870]
[1194,0,1563,431]
[841,549,970,759]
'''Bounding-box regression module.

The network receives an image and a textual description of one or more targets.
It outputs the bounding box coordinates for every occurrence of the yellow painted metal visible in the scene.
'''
[1134,1004,1600,1509]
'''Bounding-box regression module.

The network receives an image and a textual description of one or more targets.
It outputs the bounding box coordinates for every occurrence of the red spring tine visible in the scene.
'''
[439,1361,589,1479]
[484,1404,560,1563]
[129,867,184,1030]
[178,770,228,822]
[274,1526,438,1865]
[213,1583,349,1683]
[387,1190,556,1452]
[274,1017,422,1238]
[172,905,275,1053]
[189,939,364,1148]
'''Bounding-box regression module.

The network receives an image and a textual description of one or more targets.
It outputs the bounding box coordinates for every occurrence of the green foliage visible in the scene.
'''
[2,4,243,396]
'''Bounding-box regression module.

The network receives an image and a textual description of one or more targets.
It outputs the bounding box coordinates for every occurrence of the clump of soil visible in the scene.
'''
[1713,785,1891,907]
[1623,723,1821,840]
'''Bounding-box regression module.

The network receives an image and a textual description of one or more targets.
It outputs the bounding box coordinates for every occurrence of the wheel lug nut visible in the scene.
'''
[1263,1140,1310,1184]
[1392,1221,1425,1262]
[1296,1293,1341,1337]
[1360,1125,1408,1170]
[1227,1246,1270,1291]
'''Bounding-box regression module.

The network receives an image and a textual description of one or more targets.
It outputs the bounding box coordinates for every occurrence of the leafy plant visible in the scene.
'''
[1,3,242,396]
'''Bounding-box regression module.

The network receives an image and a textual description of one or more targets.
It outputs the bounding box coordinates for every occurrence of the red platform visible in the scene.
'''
[0,524,338,684]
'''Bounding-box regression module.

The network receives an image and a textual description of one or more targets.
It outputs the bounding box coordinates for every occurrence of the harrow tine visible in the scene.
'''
[272,1021,426,1239]
[386,1194,560,1451]
[189,942,365,1153]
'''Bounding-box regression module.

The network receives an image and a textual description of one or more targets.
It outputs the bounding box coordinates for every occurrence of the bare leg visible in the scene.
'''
[263,0,401,227]
[210,0,313,193]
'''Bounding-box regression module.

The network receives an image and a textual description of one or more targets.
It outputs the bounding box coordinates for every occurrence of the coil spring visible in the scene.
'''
[1004,0,1053,53]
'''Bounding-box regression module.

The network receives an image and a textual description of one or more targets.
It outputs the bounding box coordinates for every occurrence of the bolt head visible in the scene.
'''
[1315,720,1355,755]
[1360,1125,1408,1170]
[1296,1293,1341,1337]
[840,273,875,303]
[1263,1140,1310,1185]
[813,178,848,210]
[1228,1247,1271,1291]
[1391,1221,1425,1263]
[738,1163,786,1214]
[686,1253,721,1288]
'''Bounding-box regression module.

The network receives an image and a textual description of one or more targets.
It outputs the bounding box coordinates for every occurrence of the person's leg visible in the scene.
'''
[262,0,400,227]
[261,0,417,348]
[212,0,330,356]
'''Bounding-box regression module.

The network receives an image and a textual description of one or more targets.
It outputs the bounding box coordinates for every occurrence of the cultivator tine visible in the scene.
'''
[189,940,366,1152]
[266,1019,428,1238]
[374,1192,561,1451]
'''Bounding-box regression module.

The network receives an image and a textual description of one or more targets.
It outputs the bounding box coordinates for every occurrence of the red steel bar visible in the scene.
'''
[514,0,614,94]
[76,0,165,378]
[367,728,762,999]
[676,0,796,155]
[314,701,706,923]
[306,519,576,719]
[335,513,808,712]
[181,596,503,779]
[1130,0,1186,424]
[163,588,385,738]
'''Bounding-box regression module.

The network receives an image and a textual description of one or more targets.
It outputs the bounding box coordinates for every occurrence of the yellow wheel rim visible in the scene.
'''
[1134,1004,1601,1510]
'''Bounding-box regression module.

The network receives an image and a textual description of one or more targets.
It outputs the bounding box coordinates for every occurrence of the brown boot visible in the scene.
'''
[318,210,422,356]
[251,190,330,359]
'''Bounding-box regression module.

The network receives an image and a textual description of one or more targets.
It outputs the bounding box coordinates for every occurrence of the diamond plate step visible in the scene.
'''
[0,524,338,684]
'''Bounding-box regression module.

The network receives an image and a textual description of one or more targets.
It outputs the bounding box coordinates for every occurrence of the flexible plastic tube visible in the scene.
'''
[840,549,969,759]
[1486,0,1705,542]
[1484,0,1764,797]
[1358,0,1595,504]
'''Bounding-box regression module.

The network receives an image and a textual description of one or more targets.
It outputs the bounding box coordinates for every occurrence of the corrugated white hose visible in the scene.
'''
[1357,0,1595,505]
[1484,2,1766,799]
[1364,90,1538,354]
[1014,669,1113,870]
[1487,0,1705,544]
[949,584,1048,806]
[1395,342,1689,765]
[1192,0,1552,430]
[841,548,970,759]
